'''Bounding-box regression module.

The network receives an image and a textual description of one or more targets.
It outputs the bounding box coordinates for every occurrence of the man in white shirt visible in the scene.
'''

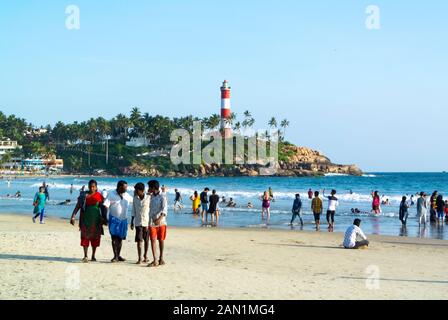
[343,219,369,249]
[104,180,133,263]
[324,189,339,232]
[147,180,168,268]
[131,182,150,264]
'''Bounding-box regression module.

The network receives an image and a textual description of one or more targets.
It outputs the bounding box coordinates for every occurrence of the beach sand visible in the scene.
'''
[0,214,447,300]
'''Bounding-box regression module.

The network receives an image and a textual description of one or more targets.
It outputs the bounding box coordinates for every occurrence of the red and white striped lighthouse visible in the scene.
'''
[220,80,232,138]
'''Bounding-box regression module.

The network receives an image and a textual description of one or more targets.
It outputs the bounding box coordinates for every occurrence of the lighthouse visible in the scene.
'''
[220,80,232,138]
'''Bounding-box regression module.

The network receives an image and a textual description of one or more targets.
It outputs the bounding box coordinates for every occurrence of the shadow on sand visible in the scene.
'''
[341,276,448,285]
[0,253,81,264]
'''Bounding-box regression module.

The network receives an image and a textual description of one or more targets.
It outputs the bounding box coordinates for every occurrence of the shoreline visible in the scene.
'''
[0,213,447,300]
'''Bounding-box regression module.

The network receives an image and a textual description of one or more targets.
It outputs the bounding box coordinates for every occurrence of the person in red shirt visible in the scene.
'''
[70,180,105,263]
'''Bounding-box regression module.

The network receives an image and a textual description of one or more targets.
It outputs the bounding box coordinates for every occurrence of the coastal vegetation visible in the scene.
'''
[0,109,361,176]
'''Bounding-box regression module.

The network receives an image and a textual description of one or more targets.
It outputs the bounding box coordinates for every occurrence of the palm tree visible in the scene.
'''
[280,119,290,140]
[206,114,221,131]
[268,117,277,129]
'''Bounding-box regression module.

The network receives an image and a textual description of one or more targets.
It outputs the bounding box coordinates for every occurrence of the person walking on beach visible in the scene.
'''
[343,219,369,249]
[70,180,105,263]
[430,191,438,223]
[173,189,184,211]
[311,191,323,231]
[208,190,220,226]
[436,195,445,224]
[416,192,428,226]
[131,183,150,264]
[200,188,210,224]
[307,188,313,200]
[105,180,133,263]
[32,186,46,224]
[190,191,200,215]
[371,191,381,214]
[147,180,168,268]
[399,196,410,226]
[290,193,303,227]
[261,191,271,223]
[324,189,339,232]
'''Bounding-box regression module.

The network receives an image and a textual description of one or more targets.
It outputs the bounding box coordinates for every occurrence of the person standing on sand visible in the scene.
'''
[208,190,220,226]
[308,188,313,200]
[323,189,339,232]
[290,193,303,227]
[32,186,47,224]
[343,219,369,249]
[436,195,445,224]
[104,180,133,263]
[430,191,438,223]
[200,188,210,224]
[147,180,168,268]
[416,192,428,226]
[311,191,323,231]
[70,180,105,263]
[399,196,410,226]
[260,191,271,223]
[131,183,150,265]
[371,191,381,214]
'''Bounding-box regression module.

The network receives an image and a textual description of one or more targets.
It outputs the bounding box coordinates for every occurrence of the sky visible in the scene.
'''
[0,0,447,172]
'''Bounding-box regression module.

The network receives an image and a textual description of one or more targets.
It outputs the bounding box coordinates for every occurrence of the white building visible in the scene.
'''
[0,139,22,157]
[126,136,151,148]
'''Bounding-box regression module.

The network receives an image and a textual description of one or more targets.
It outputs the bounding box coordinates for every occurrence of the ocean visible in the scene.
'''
[1,173,447,240]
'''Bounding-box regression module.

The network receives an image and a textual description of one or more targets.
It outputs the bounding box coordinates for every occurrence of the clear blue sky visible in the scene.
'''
[1,1,447,172]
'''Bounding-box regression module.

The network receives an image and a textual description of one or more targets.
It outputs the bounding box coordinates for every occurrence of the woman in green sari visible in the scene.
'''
[70,180,105,263]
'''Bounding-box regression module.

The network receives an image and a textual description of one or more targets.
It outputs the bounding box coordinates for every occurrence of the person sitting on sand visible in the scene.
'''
[226,198,236,208]
[343,219,369,249]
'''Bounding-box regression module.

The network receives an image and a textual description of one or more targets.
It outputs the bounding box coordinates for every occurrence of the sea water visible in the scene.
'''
[1,173,447,240]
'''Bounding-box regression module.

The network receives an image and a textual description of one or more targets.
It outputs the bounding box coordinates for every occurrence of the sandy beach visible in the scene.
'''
[0,213,447,300]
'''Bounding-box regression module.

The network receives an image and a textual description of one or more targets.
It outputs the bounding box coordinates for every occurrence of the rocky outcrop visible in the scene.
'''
[121,145,362,177]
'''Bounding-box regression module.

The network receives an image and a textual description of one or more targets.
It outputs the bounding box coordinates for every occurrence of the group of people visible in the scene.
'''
[398,191,448,227]
[66,179,167,266]
[188,188,222,226]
